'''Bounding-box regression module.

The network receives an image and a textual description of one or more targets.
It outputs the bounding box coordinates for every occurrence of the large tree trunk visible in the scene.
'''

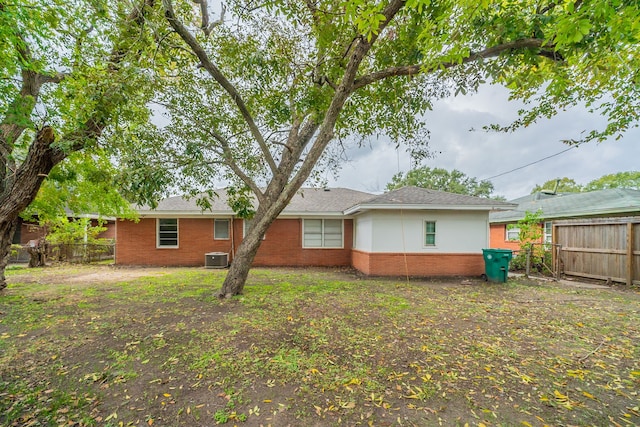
[0,1,155,290]
[218,230,263,298]
[0,219,17,290]
[0,127,59,290]
[218,186,298,298]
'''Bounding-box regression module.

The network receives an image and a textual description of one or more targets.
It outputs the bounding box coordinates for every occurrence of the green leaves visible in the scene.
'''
[530,172,640,193]
[342,0,388,41]
[387,166,498,198]
[23,149,138,224]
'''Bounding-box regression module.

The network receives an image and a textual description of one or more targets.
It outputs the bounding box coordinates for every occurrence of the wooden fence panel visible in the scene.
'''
[634,223,640,285]
[554,217,640,285]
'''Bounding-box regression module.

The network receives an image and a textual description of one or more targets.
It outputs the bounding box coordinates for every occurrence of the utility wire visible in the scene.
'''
[483,146,576,181]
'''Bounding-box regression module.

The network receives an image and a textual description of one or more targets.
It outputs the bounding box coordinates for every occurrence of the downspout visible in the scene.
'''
[230,216,235,261]
[400,208,409,283]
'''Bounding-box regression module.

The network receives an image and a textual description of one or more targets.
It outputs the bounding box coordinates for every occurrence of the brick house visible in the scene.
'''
[115,186,515,277]
[489,189,640,250]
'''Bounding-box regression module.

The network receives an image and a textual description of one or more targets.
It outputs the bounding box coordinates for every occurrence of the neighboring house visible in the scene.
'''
[115,186,515,277]
[489,188,640,250]
[12,215,116,245]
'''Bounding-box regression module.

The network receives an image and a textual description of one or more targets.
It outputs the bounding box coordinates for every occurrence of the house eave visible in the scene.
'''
[489,206,640,224]
[134,210,351,219]
[277,211,351,218]
[344,203,515,215]
[136,210,230,218]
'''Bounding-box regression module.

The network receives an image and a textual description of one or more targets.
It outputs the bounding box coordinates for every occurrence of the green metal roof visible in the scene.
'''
[489,188,640,223]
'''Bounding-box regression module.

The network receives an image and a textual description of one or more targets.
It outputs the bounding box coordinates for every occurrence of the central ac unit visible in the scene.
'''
[205,252,229,268]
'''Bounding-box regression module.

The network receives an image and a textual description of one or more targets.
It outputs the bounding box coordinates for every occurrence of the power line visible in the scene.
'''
[483,146,576,181]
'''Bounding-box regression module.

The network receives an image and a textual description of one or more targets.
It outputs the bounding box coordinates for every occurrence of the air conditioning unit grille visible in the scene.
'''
[205,252,228,268]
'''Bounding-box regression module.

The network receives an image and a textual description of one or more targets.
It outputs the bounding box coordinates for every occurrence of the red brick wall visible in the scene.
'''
[96,220,116,240]
[116,217,353,267]
[490,223,545,251]
[19,222,45,244]
[352,249,484,276]
[252,219,353,267]
[489,224,521,251]
[116,218,234,266]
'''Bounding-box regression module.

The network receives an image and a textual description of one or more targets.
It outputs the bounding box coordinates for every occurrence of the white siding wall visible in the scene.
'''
[354,210,488,253]
[353,214,373,251]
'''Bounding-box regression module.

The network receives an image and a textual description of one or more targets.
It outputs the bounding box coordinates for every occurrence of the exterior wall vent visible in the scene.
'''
[205,252,229,268]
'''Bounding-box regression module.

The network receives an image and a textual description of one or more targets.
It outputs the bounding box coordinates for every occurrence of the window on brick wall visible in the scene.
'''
[303,219,343,248]
[157,218,178,248]
[506,226,520,241]
[214,219,230,240]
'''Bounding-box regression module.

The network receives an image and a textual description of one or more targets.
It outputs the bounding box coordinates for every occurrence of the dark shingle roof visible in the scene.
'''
[345,186,516,213]
[138,188,374,215]
[138,186,517,217]
[489,188,640,223]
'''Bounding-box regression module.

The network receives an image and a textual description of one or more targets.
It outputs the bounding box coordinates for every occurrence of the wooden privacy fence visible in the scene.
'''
[8,243,115,264]
[554,217,640,286]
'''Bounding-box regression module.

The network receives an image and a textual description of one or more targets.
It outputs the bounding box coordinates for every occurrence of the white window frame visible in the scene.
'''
[423,220,436,247]
[506,226,520,241]
[214,218,230,240]
[157,218,178,248]
[544,221,553,244]
[302,219,344,249]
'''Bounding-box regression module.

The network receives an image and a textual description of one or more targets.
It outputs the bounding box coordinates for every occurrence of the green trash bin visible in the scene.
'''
[482,249,513,283]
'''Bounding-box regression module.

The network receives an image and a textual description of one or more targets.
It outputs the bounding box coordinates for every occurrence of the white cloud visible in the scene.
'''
[328,85,640,200]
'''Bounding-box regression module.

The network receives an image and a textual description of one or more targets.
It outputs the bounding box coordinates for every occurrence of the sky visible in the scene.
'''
[326,84,640,200]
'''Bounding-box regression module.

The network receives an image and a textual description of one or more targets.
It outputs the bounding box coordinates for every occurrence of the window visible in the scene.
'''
[544,221,552,244]
[506,226,520,241]
[157,218,178,247]
[214,219,230,240]
[303,219,343,248]
[424,221,436,246]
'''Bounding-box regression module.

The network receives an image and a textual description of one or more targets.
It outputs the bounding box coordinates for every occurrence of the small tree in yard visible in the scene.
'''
[44,217,109,263]
[147,0,639,297]
[510,210,545,272]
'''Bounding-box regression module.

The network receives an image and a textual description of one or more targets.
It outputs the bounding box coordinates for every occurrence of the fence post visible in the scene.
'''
[555,244,562,280]
[627,222,634,286]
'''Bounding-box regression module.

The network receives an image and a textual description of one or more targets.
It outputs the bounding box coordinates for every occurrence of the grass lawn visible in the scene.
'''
[1,264,639,426]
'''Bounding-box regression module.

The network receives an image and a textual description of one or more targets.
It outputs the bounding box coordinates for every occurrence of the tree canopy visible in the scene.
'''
[0,0,161,288]
[530,177,583,194]
[23,150,138,226]
[584,171,640,191]
[531,172,640,194]
[386,167,497,198]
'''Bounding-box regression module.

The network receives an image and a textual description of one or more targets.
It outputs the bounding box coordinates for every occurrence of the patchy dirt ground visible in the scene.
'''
[6,264,173,285]
[1,265,639,427]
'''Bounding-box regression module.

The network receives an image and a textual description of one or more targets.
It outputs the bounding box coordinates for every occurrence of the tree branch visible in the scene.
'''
[353,38,560,90]
[194,0,225,37]
[290,0,405,190]
[162,0,279,176]
[205,128,265,204]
